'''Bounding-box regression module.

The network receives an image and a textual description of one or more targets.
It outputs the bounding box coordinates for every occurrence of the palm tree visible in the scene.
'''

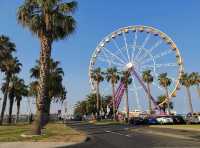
[121,70,132,121]
[17,0,77,134]
[190,72,200,97]
[0,57,21,125]
[29,59,66,126]
[105,67,120,120]
[0,35,16,125]
[15,78,28,122]
[180,73,194,114]
[0,35,16,59]
[91,68,104,118]
[157,95,173,114]
[158,73,172,115]
[142,70,154,114]
[2,76,27,124]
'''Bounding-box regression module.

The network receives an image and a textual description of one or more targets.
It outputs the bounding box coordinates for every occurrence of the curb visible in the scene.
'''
[149,126,200,132]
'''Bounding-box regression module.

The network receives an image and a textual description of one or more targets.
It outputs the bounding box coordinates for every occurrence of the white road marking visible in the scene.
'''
[105,130,131,138]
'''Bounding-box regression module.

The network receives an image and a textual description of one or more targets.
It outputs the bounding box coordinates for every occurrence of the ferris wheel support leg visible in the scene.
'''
[131,68,159,110]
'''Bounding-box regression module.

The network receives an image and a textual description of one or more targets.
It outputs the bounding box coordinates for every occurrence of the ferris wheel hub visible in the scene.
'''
[126,62,134,70]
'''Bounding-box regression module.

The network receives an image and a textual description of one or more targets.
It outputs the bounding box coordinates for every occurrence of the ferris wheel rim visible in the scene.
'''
[89,25,184,107]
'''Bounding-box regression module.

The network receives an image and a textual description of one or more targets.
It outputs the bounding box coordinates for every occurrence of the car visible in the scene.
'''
[147,117,158,125]
[156,116,173,124]
[186,113,200,124]
[171,115,186,124]
[129,117,148,125]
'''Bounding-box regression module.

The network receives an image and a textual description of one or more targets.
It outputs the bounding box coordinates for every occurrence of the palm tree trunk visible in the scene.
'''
[42,98,51,127]
[33,35,51,135]
[0,76,9,125]
[196,85,200,98]
[16,99,20,123]
[96,82,100,119]
[147,83,152,114]
[112,83,116,120]
[186,87,194,114]
[8,95,14,124]
[165,87,170,115]
[125,87,129,122]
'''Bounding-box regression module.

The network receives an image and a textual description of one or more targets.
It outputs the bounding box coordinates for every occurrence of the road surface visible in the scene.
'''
[65,121,200,148]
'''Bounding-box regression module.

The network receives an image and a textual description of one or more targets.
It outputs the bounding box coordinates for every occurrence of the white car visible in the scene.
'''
[156,116,173,124]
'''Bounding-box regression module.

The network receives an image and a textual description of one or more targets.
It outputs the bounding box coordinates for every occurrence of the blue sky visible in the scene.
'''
[0,0,200,114]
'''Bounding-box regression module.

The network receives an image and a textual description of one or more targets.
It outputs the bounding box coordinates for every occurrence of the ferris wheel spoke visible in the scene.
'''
[138,39,163,63]
[101,49,112,66]
[131,76,141,109]
[112,38,128,62]
[141,63,177,69]
[154,49,173,59]
[122,32,130,62]
[140,57,153,65]
[98,56,124,67]
[142,33,151,48]
[150,39,163,52]
[133,47,143,62]
[152,82,163,91]
[139,49,172,65]
[131,30,138,62]
[103,47,126,64]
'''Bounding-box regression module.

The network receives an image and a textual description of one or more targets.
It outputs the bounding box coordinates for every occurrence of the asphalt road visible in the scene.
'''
[65,121,200,148]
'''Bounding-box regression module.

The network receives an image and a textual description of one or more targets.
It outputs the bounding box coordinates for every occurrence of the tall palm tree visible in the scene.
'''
[91,68,104,118]
[0,57,21,125]
[0,35,16,125]
[0,35,16,59]
[180,73,194,114]
[29,59,66,126]
[121,70,132,121]
[15,78,28,122]
[142,70,154,114]
[105,67,120,120]
[2,76,27,124]
[158,73,172,115]
[190,72,200,97]
[17,0,77,134]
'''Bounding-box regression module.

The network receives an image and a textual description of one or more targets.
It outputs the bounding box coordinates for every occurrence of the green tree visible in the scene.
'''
[0,35,16,59]
[17,0,77,134]
[142,70,154,114]
[14,78,28,122]
[121,70,132,121]
[158,73,172,114]
[74,94,112,118]
[180,73,194,113]
[2,76,27,123]
[105,67,120,119]
[190,72,200,97]
[0,35,17,125]
[91,68,104,118]
[0,57,21,125]
[29,59,66,126]
[157,95,173,113]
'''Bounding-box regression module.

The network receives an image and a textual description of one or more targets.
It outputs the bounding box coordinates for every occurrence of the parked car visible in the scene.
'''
[186,113,200,124]
[147,117,158,125]
[156,116,173,124]
[171,115,186,124]
[129,117,148,125]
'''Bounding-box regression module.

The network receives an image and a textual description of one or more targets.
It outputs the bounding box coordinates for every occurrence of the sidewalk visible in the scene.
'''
[0,142,75,148]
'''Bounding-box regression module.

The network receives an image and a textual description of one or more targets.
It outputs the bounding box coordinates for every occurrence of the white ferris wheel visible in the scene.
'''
[89,25,184,111]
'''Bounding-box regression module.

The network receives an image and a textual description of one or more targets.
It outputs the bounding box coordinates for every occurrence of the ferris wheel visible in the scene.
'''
[89,25,184,110]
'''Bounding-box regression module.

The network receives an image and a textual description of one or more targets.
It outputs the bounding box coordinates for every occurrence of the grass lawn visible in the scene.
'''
[0,123,86,142]
[90,120,126,125]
